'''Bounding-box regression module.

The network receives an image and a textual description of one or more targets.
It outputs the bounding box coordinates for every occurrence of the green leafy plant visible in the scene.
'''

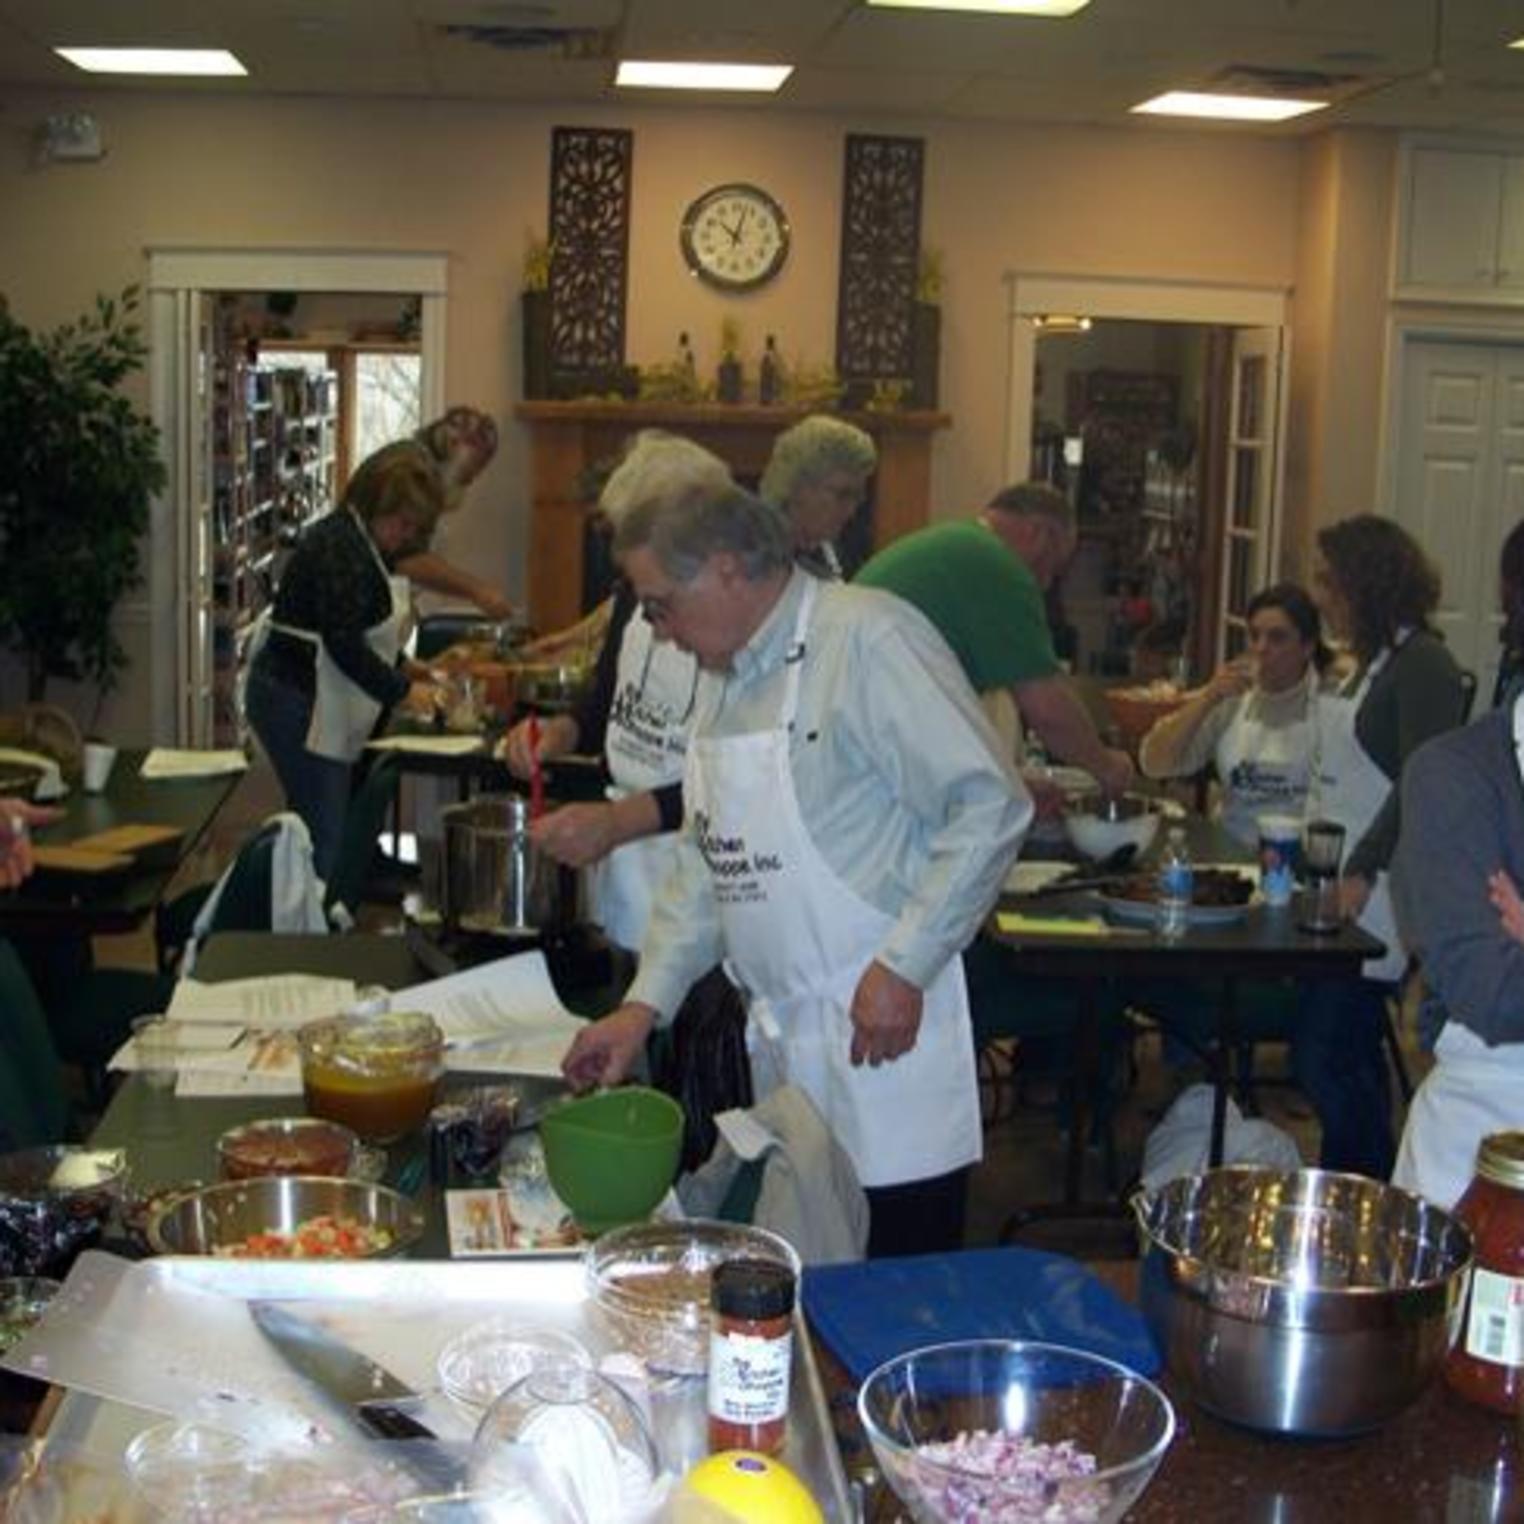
[0,286,165,705]
[718,316,742,362]
[522,232,553,293]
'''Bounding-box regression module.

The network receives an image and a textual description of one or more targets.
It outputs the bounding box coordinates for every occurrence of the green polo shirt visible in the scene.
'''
[855,519,1060,693]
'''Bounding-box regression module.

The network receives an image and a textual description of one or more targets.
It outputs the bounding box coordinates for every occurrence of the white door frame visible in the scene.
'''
[145,247,450,743]
[1376,308,1524,517]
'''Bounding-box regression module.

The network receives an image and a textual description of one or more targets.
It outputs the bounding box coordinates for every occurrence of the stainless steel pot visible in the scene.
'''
[441,795,559,936]
[1134,1166,1471,1436]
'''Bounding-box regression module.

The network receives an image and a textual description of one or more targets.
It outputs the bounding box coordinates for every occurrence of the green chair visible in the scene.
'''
[0,939,71,1142]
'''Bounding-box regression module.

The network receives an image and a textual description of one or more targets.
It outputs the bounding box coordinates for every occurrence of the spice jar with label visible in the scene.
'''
[1445,1131,1524,1414]
[707,1257,796,1456]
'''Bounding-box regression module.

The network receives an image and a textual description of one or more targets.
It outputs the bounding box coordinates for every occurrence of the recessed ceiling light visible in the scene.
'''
[55,47,247,76]
[867,0,1091,13]
[1031,314,1092,333]
[615,60,792,92]
[1131,90,1327,122]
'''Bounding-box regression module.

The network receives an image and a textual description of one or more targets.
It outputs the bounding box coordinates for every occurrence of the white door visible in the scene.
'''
[1217,326,1285,662]
[1392,338,1524,704]
[176,292,216,745]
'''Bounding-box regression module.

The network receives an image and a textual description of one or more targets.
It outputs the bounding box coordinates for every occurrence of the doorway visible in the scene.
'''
[145,248,447,745]
[1006,275,1290,683]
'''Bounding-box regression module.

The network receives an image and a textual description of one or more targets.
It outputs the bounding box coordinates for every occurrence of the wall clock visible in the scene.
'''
[680,183,791,292]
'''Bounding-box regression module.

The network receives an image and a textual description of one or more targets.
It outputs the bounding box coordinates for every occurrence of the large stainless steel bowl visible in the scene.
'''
[145,1177,424,1258]
[1135,1167,1471,1436]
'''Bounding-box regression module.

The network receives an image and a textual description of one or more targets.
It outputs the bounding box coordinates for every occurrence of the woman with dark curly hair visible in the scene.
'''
[1295,514,1465,1179]
[1493,519,1524,710]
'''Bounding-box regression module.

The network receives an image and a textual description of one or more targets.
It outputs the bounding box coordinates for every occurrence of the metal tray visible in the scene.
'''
[9,1250,852,1519]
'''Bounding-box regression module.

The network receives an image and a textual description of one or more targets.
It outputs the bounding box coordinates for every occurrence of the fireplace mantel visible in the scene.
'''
[514,401,951,632]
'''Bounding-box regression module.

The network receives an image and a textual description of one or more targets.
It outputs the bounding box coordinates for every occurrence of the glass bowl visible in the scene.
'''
[437,1316,592,1414]
[124,1420,256,1521]
[858,1340,1175,1524]
[0,1146,128,1276]
[297,1011,444,1143]
[471,1361,657,1522]
[584,1218,801,1376]
[217,1117,359,1181]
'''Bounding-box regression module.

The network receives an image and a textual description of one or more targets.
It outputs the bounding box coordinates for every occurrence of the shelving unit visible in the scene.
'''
[210,356,338,745]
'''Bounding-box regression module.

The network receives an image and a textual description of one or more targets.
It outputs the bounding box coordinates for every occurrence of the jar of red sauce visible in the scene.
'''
[707,1257,796,1456]
[1446,1131,1524,1414]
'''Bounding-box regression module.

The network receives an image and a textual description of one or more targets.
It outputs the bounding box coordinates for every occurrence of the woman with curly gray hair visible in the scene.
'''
[759,415,877,578]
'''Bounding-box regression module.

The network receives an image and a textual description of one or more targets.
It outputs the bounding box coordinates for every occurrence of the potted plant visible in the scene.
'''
[716,317,744,404]
[521,231,553,400]
[912,246,943,409]
[0,286,165,708]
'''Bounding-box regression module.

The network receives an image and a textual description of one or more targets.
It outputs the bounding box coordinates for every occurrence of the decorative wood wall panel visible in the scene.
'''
[836,134,924,390]
[548,126,633,390]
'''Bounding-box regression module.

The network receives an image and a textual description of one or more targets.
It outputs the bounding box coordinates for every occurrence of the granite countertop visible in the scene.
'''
[820,1259,1521,1523]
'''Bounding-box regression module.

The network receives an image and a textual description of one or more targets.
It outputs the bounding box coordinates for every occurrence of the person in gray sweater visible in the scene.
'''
[1393,702,1524,1208]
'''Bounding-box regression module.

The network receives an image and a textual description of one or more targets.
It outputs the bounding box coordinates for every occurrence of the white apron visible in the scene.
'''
[271,509,410,763]
[590,608,698,952]
[1307,643,1406,982]
[683,578,981,1189]
[1215,677,1316,847]
[1394,693,1524,1208]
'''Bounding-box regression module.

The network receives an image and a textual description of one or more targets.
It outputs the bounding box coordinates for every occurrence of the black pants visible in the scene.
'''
[865,1167,970,1258]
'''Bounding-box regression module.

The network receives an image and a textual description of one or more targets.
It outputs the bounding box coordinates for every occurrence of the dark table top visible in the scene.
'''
[3,749,243,936]
[827,1260,1522,1523]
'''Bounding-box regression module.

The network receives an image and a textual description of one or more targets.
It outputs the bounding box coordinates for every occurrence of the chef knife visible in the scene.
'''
[249,1301,463,1490]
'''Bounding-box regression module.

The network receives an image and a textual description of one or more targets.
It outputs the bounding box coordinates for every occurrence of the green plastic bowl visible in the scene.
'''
[538,1087,683,1234]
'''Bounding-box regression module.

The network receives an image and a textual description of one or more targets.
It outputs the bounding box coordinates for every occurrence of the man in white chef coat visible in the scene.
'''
[562,481,1032,1256]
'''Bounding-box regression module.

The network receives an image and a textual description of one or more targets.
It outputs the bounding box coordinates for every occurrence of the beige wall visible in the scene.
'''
[0,86,1315,731]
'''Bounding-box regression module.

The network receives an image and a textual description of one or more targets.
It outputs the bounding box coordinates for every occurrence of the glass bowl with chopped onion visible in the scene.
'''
[858,1340,1174,1524]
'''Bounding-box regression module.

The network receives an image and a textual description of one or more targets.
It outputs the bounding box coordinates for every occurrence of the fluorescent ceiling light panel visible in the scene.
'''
[1132,90,1326,122]
[1510,35,1524,49]
[867,1,1091,13]
[616,60,792,91]
[56,47,246,76]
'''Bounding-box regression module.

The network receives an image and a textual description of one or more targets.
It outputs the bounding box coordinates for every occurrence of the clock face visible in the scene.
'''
[680,183,791,292]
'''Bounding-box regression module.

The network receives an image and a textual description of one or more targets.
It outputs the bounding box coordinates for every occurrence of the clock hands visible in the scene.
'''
[723,207,750,246]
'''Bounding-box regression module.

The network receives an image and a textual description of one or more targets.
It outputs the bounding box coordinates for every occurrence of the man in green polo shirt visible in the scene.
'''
[858,481,1133,798]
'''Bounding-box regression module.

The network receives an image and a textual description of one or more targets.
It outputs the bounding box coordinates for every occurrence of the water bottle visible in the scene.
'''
[1157,825,1193,940]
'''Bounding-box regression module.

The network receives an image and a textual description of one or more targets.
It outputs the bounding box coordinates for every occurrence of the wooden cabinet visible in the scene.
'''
[513,402,950,634]
[210,361,338,744]
[1398,144,1524,301]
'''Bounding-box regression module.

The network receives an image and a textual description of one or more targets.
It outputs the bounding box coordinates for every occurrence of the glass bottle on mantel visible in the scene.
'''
[1445,1132,1524,1414]
[759,334,781,404]
[678,331,697,385]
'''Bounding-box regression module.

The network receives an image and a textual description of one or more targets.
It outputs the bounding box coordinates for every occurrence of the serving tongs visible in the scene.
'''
[1018,843,1140,899]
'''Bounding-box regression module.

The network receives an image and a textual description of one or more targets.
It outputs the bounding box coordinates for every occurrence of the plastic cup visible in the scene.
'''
[131,1015,177,1092]
[1257,813,1302,908]
[81,742,117,793]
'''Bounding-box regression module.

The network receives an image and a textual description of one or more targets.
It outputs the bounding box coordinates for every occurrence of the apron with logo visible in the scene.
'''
[1215,676,1317,847]
[590,607,699,952]
[1394,692,1524,1208]
[1307,642,1406,983]
[266,509,410,764]
[683,577,981,1189]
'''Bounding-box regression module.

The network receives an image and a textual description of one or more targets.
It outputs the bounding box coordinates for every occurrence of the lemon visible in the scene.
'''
[678,1451,825,1524]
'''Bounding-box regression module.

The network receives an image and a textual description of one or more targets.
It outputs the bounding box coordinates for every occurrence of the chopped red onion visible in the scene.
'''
[909,1429,1109,1523]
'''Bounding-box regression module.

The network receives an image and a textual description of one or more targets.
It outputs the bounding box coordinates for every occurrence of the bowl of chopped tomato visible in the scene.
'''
[144,1177,424,1260]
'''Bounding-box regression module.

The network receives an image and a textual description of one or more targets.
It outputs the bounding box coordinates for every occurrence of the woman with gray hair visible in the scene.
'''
[759,414,877,579]
[500,431,732,952]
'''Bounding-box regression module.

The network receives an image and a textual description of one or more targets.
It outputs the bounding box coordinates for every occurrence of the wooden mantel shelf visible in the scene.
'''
[514,402,951,631]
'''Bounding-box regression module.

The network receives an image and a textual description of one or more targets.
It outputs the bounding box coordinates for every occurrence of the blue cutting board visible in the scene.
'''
[802,1247,1160,1383]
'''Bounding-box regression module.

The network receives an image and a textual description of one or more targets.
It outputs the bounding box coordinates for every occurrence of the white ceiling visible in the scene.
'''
[1,0,1523,136]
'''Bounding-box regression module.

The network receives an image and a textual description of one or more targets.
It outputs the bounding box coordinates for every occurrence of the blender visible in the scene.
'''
[1298,819,1347,934]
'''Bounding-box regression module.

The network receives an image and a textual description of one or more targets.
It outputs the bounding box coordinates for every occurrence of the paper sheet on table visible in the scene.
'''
[140,747,250,779]
[1003,861,1076,896]
[392,950,584,1078]
[167,973,357,1027]
[996,911,1110,937]
[174,1069,303,1098]
[107,1020,245,1072]
[366,734,486,756]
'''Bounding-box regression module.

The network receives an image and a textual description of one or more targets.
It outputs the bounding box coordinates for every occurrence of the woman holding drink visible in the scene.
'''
[1140,582,1329,850]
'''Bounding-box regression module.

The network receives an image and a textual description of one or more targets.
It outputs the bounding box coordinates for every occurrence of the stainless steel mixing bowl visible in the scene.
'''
[1134,1166,1471,1436]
